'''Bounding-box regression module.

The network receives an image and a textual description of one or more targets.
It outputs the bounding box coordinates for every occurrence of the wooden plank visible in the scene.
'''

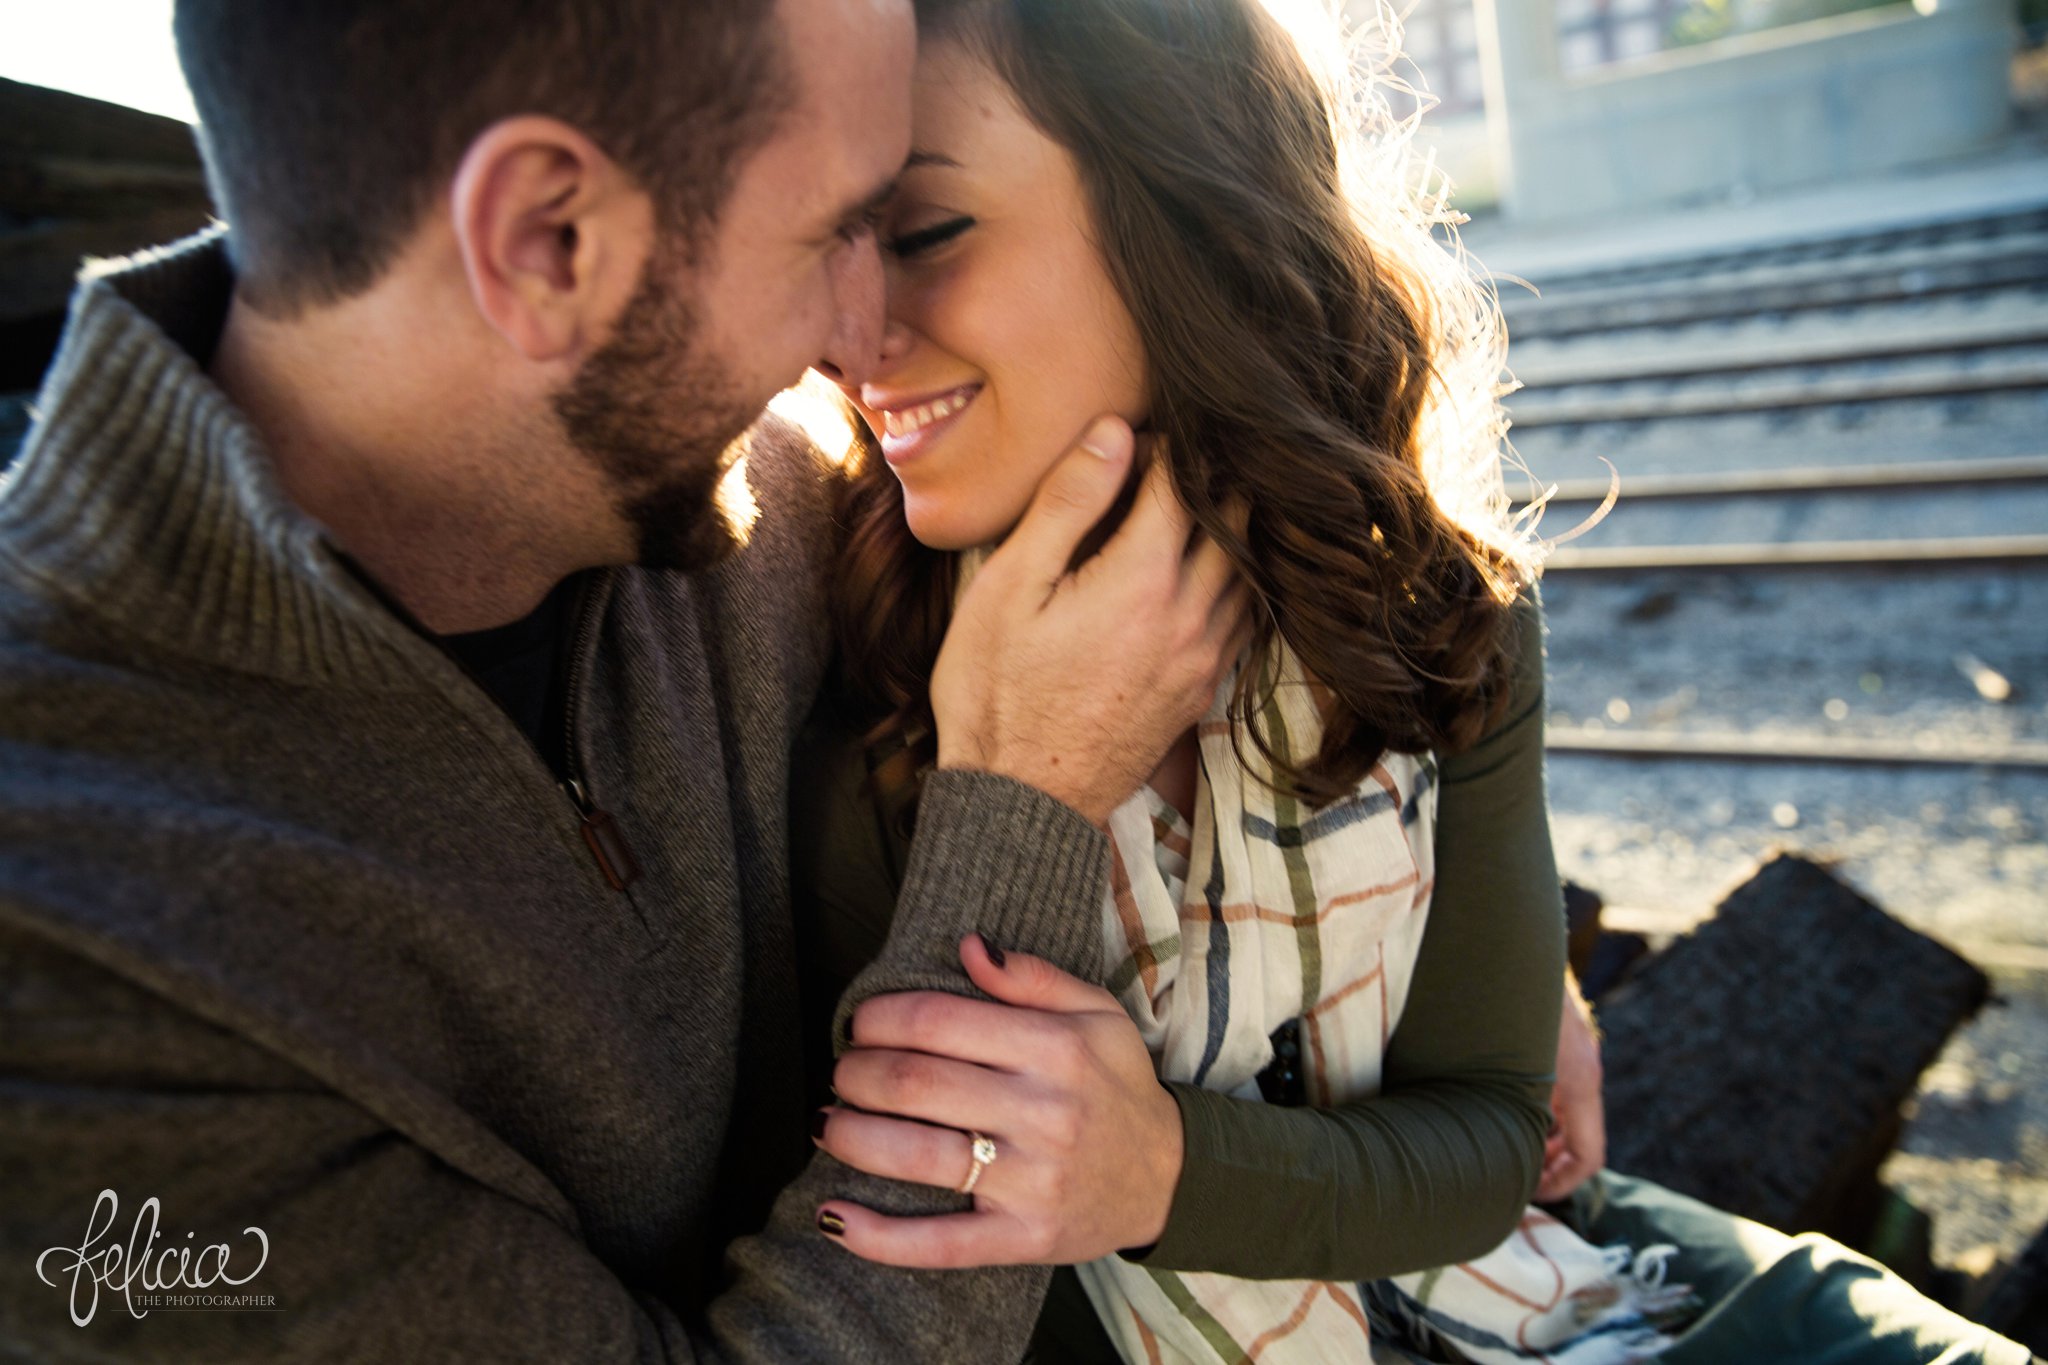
[1599,854,1990,1237]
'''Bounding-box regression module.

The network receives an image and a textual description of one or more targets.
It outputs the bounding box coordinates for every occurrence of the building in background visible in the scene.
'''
[1378,0,2019,219]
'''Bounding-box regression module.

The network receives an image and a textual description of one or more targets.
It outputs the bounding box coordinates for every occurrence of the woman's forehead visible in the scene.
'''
[909,42,1021,156]
[907,43,1062,189]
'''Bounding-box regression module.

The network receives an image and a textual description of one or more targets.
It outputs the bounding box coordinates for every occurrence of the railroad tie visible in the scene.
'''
[1597,853,1989,1243]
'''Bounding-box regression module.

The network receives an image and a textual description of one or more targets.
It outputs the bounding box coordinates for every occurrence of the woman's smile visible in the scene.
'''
[844,38,1148,550]
[864,381,983,465]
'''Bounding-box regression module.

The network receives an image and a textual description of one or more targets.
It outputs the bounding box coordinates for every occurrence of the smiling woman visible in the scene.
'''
[790,1,2038,1363]
[833,0,1528,806]
[845,47,1150,553]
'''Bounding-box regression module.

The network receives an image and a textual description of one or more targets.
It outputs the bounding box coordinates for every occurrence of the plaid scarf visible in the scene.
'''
[1042,629,1696,1364]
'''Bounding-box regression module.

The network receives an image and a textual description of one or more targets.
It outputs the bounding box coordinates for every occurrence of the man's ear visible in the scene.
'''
[448,115,655,363]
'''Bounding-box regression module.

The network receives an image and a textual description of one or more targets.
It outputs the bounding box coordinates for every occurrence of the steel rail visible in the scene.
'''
[1498,232,2048,309]
[1510,320,2048,389]
[1522,454,2048,505]
[1491,206,2048,301]
[1543,534,2048,572]
[1548,728,2048,772]
[1498,251,2048,339]
[1505,359,2048,427]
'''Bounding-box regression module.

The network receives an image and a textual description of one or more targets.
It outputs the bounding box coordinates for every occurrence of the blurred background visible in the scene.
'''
[1,0,2043,1347]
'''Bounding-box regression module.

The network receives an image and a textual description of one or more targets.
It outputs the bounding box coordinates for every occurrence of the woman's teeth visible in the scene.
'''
[882,389,974,438]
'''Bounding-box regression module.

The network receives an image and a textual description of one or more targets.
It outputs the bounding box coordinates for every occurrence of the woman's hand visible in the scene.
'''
[1535,973,1605,1202]
[814,935,1184,1268]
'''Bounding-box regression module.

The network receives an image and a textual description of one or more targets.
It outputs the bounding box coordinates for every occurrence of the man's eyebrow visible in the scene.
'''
[846,176,899,225]
[838,152,961,230]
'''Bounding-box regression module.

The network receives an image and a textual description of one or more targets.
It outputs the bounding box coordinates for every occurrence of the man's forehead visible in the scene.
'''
[777,0,917,108]
[771,0,915,214]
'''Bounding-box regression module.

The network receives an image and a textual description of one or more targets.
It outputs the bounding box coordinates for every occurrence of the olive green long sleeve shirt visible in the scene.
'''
[791,595,1564,1346]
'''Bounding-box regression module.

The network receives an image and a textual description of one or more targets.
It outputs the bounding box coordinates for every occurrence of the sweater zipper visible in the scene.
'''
[559,574,641,892]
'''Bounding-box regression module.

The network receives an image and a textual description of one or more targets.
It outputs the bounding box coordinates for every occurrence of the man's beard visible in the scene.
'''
[552,252,761,573]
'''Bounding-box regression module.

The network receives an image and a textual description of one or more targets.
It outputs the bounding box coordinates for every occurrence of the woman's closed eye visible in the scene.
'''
[886,216,975,259]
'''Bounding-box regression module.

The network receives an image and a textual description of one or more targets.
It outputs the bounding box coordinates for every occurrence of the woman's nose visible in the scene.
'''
[875,315,915,368]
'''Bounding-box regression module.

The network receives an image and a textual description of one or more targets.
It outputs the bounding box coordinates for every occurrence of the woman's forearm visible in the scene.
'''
[1128,1074,1550,1280]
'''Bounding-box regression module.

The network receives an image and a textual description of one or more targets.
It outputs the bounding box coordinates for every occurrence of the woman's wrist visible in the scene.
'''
[1126,1079,1187,1250]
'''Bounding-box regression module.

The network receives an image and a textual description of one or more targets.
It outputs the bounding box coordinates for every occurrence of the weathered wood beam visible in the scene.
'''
[1599,854,1989,1239]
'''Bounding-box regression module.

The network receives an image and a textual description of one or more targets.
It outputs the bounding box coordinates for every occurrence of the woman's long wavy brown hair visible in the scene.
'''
[833,0,1540,805]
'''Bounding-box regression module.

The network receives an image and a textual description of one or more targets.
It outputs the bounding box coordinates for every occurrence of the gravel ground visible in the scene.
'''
[1540,567,2048,1283]
[1541,569,2048,764]
[1884,965,2048,1272]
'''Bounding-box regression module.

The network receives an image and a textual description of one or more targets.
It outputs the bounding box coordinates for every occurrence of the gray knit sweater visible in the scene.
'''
[0,236,1108,1362]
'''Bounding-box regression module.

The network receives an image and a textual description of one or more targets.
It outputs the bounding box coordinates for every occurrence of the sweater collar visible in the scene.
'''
[0,230,453,690]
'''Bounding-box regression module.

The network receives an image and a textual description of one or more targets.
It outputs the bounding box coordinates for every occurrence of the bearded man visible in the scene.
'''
[0,0,1241,1357]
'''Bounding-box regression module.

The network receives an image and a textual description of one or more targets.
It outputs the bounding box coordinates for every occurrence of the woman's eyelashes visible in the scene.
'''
[886,216,975,259]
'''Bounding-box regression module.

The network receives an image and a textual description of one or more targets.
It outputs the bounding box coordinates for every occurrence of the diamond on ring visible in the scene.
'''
[959,1131,999,1195]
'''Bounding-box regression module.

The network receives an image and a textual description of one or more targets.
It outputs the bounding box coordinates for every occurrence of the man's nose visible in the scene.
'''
[814,236,887,388]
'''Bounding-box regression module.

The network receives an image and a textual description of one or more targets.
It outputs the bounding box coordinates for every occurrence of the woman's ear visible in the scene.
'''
[447,115,656,364]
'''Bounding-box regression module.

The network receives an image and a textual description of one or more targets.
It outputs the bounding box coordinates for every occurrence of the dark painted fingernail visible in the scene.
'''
[817,1210,847,1238]
[812,1109,830,1142]
[984,939,1007,969]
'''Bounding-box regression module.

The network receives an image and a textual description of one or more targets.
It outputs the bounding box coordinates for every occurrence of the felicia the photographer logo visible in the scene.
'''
[35,1189,274,1327]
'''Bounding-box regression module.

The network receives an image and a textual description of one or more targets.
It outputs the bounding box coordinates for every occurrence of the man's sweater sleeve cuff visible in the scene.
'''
[832,769,1110,1054]
[896,768,1109,982]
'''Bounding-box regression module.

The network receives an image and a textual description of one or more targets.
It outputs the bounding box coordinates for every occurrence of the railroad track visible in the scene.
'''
[1505,199,2048,774]
[1548,728,2048,772]
[1526,453,2048,504]
[1496,205,2048,338]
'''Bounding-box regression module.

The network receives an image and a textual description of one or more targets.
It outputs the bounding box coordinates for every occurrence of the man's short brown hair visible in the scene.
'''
[173,1,789,314]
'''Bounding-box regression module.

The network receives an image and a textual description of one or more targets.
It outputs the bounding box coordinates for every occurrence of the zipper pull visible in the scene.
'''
[563,777,642,892]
